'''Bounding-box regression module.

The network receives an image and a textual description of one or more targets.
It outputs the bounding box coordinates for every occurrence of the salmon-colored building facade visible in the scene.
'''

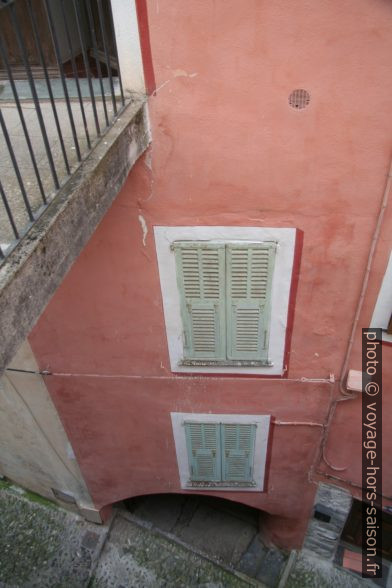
[27,0,392,550]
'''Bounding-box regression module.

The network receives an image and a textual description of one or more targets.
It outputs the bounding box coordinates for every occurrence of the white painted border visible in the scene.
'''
[110,0,145,94]
[171,412,271,492]
[154,226,297,375]
[370,251,392,344]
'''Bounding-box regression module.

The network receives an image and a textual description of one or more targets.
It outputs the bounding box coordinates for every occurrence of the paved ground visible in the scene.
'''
[0,481,384,587]
[126,494,287,587]
[0,480,107,588]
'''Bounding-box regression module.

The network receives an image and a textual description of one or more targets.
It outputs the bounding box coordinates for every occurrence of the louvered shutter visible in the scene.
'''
[185,422,221,481]
[226,243,276,362]
[174,243,226,363]
[221,423,256,483]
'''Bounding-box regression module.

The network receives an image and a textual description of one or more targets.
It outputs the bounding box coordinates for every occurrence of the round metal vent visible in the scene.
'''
[289,89,310,110]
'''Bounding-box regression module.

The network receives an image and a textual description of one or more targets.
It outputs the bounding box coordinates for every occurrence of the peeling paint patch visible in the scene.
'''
[172,69,198,78]
[138,215,148,247]
[144,150,153,171]
[128,140,139,165]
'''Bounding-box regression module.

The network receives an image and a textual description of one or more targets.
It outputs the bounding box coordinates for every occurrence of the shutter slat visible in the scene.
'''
[226,244,276,361]
[174,243,226,361]
[185,422,221,482]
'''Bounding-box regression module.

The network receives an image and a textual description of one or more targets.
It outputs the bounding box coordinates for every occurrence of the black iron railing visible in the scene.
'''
[0,0,127,260]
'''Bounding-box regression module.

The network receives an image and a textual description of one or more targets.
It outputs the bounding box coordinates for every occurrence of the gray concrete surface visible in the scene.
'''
[126,494,285,585]
[286,552,376,588]
[0,483,384,588]
[92,512,259,588]
[0,480,108,588]
[0,483,259,588]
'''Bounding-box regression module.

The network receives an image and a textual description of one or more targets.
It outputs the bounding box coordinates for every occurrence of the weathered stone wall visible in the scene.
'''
[303,483,353,560]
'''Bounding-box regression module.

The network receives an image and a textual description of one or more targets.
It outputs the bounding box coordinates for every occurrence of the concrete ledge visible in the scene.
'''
[0,98,150,372]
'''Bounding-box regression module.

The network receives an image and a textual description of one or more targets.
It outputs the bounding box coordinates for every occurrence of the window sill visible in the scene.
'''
[186,481,257,489]
[180,359,273,368]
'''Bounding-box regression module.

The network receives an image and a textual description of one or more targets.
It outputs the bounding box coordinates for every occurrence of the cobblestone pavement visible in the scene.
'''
[0,481,381,587]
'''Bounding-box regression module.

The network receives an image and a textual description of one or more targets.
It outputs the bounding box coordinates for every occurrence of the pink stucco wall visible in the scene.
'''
[29,0,392,548]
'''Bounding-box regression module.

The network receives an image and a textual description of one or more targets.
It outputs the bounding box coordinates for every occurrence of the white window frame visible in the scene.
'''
[154,226,297,375]
[171,412,271,492]
[370,251,392,344]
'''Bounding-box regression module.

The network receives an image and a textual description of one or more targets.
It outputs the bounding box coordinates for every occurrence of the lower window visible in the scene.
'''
[185,422,256,487]
[171,412,271,492]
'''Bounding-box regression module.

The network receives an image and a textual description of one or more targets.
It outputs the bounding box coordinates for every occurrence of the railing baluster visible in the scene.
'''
[0,179,19,240]
[59,0,91,149]
[9,2,59,191]
[0,37,47,205]
[97,0,117,114]
[26,0,70,175]
[107,0,125,107]
[0,110,34,222]
[43,0,82,162]
[86,0,109,128]
[72,0,100,136]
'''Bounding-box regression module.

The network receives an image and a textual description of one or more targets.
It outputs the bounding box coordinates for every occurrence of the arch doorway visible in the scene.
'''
[122,493,286,584]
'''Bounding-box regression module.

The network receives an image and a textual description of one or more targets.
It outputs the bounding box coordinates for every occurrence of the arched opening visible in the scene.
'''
[121,492,287,584]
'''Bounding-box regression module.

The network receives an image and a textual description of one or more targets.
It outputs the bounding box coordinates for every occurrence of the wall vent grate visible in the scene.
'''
[289,89,310,109]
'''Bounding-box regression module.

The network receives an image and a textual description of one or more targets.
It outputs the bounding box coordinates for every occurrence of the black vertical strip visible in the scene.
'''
[26,0,70,175]
[96,0,117,114]
[72,0,100,136]
[362,328,382,579]
[59,0,91,149]
[107,0,125,106]
[43,0,82,161]
[85,0,109,127]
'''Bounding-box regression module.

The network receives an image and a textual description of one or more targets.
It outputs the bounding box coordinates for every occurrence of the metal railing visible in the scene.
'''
[0,0,127,261]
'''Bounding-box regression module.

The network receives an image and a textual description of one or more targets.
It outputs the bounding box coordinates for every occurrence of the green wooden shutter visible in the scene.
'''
[226,243,276,362]
[221,423,256,483]
[174,242,226,363]
[185,422,221,481]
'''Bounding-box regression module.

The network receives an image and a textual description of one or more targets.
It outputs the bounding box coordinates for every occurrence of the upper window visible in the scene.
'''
[370,251,392,343]
[155,226,298,375]
[173,241,276,367]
